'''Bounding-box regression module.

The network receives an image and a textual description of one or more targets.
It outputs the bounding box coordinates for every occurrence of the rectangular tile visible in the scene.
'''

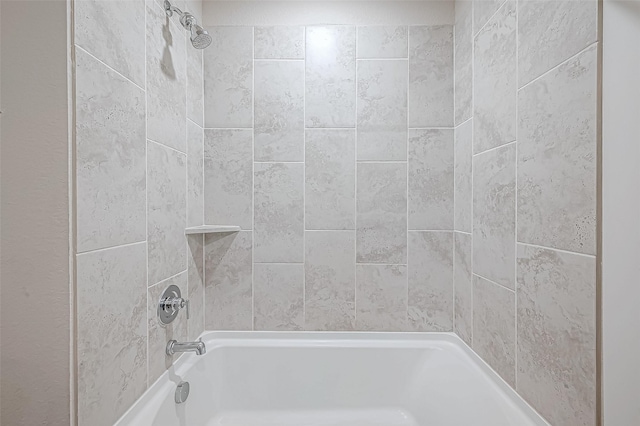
[305,231,356,330]
[204,129,253,230]
[254,163,304,263]
[76,48,146,253]
[454,232,472,346]
[517,244,596,426]
[454,1,473,124]
[204,26,253,127]
[254,263,304,331]
[408,129,454,230]
[305,129,355,230]
[356,265,407,331]
[518,45,597,255]
[205,231,253,330]
[409,25,454,127]
[187,235,205,340]
[146,1,186,152]
[473,274,515,387]
[473,1,516,154]
[77,243,147,426]
[187,45,203,126]
[254,61,305,162]
[454,119,472,233]
[356,163,407,264]
[255,26,305,59]
[306,26,356,128]
[187,120,203,228]
[408,231,453,331]
[147,141,187,286]
[357,59,408,161]
[474,0,507,35]
[357,26,408,58]
[518,0,598,87]
[473,143,516,290]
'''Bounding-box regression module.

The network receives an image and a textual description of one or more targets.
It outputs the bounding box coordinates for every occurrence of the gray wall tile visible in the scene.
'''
[454,1,473,124]
[187,46,204,126]
[254,163,304,263]
[356,163,407,264]
[255,26,305,59]
[357,26,408,58]
[518,45,597,255]
[356,265,408,331]
[187,120,204,227]
[517,244,596,426]
[204,26,253,127]
[76,49,146,253]
[357,59,408,161]
[408,231,453,331]
[254,60,305,162]
[204,129,253,230]
[147,141,187,286]
[473,1,516,154]
[454,232,472,345]
[187,235,205,340]
[473,274,515,387]
[205,231,253,330]
[474,0,507,35]
[305,231,356,330]
[305,129,355,230]
[473,143,516,290]
[409,25,454,127]
[77,243,147,426]
[454,119,472,233]
[306,26,356,128]
[408,129,454,230]
[254,263,304,330]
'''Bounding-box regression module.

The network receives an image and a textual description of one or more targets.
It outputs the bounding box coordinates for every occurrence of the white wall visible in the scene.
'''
[602,1,640,424]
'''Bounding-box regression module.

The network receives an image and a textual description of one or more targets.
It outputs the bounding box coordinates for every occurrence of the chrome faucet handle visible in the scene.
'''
[157,285,189,325]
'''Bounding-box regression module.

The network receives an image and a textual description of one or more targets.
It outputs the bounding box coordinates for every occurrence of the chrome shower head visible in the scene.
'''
[189,24,212,49]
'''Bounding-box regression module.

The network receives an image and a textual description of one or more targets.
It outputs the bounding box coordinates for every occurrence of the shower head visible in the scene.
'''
[164,0,211,49]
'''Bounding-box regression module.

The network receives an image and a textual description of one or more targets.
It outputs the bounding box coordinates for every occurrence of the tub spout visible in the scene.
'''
[166,339,206,356]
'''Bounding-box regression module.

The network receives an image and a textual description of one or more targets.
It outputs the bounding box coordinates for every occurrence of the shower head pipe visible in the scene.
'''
[163,0,212,49]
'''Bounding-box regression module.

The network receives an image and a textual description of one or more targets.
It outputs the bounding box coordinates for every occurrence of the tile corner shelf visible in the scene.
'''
[184,225,241,235]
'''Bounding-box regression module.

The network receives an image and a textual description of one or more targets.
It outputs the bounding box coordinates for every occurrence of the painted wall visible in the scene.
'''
[453,0,599,425]
[0,1,72,425]
[602,0,640,424]
[73,0,205,424]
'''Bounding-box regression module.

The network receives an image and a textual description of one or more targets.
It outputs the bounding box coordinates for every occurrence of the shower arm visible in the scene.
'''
[163,0,184,18]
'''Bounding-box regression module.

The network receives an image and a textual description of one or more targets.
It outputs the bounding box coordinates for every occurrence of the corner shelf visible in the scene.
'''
[184,225,241,235]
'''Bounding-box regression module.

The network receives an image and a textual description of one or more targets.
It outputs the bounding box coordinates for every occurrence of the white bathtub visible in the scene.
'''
[115,332,549,426]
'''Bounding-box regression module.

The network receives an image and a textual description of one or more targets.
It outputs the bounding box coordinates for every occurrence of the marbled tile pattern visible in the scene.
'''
[187,120,204,228]
[254,163,304,263]
[518,0,598,87]
[306,26,356,128]
[147,141,187,286]
[356,163,407,264]
[454,119,472,233]
[408,231,453,331]
[454,1,473,124]
[254,263,304,331]
[205,231,253,330]
[255,26,305,59]
[357,59,408,161]
[454,232,472,346]
[473,143,516,290]
[356,265,408,331]
[473,0,516,154]
[204,129,253,230]
[187,235,205,340]
[517,244,596,426]
[409,25,454,127]
[473,274,515,386]
[204,26,253,127]
[254,61,305,162]
[75,0,145,87]
[187,46,204,126]
[76,48,146,253]
[357,26,408,58]
[146,1,186,152]
[147,272,188,384]
[408,129,454,230]
[305,231,356,330]
[518,45,597,255]
[305,129,355,230]
[474,0,507,35]
[77,243,147,426]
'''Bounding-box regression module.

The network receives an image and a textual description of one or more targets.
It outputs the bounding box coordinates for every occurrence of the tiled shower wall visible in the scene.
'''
[202,25,456,332]
[453,1,598,425]
[74,0,206,424]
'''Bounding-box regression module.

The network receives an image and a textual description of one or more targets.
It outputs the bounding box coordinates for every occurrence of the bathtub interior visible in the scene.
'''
[116,333,549,426]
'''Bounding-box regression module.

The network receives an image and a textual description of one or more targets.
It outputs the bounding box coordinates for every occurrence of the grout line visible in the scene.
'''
[354,29,359,330]
[514,0,519,391]
[251,26,256,331]
[149,269,189,289]
[144,0,149,388]
[409,127,456,130]
[302,24,307,332]
[254,161,305,164]
[406,26,411,329]
[254,58,304,62]
[473,140,516,157]
[470,0,475,349]
[517,241,597,259]
[76,239,147,257]
[147,137,187,156]
[204,127,253,130]
[453,12,457,334]
[74,44,146,92]
[454,230,472,236]
[474,272,515,294]
[356,58,409,62]
[473,0,509,40]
